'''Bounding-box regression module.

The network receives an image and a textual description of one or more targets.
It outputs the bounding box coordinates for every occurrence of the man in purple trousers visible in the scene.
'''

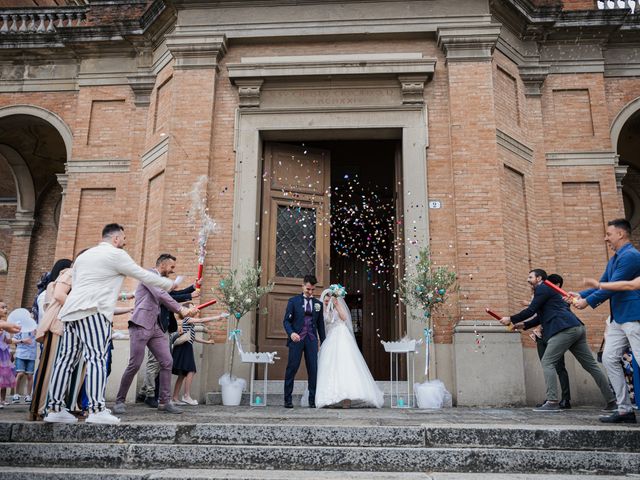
[113,254,197,415]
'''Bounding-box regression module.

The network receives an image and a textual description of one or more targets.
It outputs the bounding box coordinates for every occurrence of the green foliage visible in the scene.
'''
[213,262,273,377]
[397,247,457,327]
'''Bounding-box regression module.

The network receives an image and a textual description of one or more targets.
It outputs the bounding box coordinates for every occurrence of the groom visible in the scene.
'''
[283,274,326,408]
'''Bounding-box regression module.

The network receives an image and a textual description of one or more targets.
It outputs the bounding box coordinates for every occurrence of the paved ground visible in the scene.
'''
[1,402,639,428]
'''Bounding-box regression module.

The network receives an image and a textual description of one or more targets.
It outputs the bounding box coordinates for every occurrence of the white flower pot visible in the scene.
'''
[221,381,244,406]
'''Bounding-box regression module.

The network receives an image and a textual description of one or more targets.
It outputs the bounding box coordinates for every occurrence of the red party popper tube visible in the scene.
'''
[196,299,217,310]
[486,308,514,332]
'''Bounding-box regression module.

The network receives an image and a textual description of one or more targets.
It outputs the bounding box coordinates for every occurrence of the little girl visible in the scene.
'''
[172,306,225,405]
[0,301,16,408]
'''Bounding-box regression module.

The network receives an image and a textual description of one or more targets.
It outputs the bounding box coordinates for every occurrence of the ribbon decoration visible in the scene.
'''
[228,328,242,341]
[424,327,432,376]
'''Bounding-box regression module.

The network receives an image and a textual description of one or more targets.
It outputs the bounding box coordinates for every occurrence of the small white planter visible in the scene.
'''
[219,373,246,406]
[221,381,244,406]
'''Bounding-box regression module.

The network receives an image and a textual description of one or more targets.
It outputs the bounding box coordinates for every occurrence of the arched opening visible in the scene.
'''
[0,107,68,307]
[612,99,640,245]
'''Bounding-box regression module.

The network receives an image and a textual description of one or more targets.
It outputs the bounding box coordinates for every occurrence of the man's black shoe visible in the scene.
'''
[309,403,316,408]
[144,396,159,408]
[135,393,146,403]
[559,399,571,410]
[599,411,637,424]
[284,402,293,409]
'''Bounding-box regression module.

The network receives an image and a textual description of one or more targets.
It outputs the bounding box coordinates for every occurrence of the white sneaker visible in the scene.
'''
[86,409,121,425]
[24,395,32,403]
[44,409,78,424]
[11,394,20,404]
[181,396,198,406]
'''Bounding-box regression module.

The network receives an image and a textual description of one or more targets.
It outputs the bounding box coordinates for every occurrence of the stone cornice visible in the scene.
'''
[437,25,501,63]
[228,53,434,109]
[546,151,618,167]
[227,54,436,81]
[165,33,227,70]
[141,136,169,169]
[496,129,533,163]
[66,159,131,173]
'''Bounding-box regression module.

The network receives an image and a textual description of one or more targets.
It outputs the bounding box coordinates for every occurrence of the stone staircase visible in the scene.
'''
[1,406,639,478]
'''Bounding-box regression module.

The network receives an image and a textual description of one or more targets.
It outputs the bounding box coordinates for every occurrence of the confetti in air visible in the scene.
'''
[188,175,217,289]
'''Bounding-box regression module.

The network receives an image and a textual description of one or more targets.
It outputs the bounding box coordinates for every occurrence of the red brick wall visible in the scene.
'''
[22,183,63,306]
[501,165,532,314]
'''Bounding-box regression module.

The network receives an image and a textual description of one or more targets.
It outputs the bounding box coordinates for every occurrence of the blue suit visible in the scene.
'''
[283,294,326,406]
[579,242,640,324]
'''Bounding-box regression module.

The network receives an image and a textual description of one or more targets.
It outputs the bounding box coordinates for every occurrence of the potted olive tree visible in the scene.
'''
[215,263,273,405]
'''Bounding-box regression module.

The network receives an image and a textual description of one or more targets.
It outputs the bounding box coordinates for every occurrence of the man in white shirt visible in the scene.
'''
[44,223,175,425]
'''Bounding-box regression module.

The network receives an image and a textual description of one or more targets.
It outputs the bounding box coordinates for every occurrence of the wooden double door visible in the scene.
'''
[258,142,330,379]
[257,140,403,380]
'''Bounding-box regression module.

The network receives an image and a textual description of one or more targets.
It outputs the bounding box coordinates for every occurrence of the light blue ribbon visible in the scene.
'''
[229,328,242,341]
[424,327,432,376]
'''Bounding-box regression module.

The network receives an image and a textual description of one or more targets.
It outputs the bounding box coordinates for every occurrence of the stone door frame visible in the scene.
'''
[230,106,430,373]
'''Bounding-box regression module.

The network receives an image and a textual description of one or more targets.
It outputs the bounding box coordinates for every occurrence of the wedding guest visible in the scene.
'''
[0,301,16,408]
[112,253,197,416]
[30,258,73,421]
[138,280,199,408]
[44,224,175,425]
[532,273,572,409]
[171,304,220,405]
[500,269,615,413]
[11,326,36,404]
[578,218,640,424]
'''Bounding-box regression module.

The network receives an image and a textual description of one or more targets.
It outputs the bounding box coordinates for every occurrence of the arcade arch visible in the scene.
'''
[0,105,69,307]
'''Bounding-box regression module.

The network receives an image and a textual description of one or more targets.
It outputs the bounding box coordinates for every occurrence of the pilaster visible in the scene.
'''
[5,211,34,307]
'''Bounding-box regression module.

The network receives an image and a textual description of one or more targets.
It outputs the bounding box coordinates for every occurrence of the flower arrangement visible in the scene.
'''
[328,283,347,298]
[214,262,273,378]
[396,247,457,328]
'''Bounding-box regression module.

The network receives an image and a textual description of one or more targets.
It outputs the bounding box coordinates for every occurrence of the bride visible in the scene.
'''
[315,285,384,408]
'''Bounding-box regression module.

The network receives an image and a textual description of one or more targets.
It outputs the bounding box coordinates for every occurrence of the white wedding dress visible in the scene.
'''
[315,294,384,408]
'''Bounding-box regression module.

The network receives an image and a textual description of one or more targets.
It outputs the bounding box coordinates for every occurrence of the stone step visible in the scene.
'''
[2,467,636,480]
[3,422,639,451]
[1,442,639,474]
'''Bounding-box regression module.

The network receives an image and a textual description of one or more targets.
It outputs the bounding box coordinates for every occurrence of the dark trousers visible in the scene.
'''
[536,336,571,402]
[284,336,318,405]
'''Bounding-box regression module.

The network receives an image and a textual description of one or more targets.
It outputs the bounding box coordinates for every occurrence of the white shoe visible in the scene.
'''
[11,394,20,404]
[181,396,198,406]
[24,395,32,403]
[86,409,121,424]
[44,409,78,424]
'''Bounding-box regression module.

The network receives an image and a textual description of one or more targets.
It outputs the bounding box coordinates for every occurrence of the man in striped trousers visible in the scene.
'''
[44,224,175,425]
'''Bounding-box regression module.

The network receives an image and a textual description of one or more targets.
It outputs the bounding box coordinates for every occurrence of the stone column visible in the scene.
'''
[5,211,34,308]
[164,33,229,400]
[438,25,526,406]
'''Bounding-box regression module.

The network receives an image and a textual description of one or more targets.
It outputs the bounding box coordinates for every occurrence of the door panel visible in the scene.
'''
[258,142,330,379]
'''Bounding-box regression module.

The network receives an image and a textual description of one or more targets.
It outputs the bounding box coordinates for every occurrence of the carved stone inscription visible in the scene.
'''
[260,86,401,108]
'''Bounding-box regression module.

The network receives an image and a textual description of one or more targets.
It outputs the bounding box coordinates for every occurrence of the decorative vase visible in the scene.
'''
[221,380,244,406]
[219,373,246,406]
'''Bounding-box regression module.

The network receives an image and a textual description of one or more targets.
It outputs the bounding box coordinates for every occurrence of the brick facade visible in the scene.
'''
[0,0,637,401]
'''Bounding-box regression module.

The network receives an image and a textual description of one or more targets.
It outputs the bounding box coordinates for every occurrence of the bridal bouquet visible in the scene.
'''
[328,283,347,298]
